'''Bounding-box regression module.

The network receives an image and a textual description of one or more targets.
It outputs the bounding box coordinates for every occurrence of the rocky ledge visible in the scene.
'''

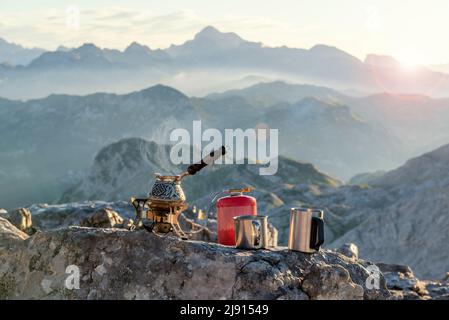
[378,263,449,300]
[0,217,389,300]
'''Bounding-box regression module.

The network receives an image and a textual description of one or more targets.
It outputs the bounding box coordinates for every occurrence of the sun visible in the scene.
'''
[394,50,425,71]
[400,60,418,71]
[399,57,420,71]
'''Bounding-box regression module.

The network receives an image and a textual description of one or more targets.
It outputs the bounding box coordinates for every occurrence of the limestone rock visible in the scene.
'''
[337,243,359,260]
[302,263,364,300]
[0,226,390,300]
[121,218,135,230]
[28,201,135,231]
[80,208,128,229]
[8,208,33,232]
[0,217,29,245]
[378,263,449,300]
[377,263,428,300]
[422,280,449,300]
[330,145,449,279]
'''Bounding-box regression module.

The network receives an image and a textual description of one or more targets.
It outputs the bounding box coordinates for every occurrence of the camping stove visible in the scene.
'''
[131,146,225,239]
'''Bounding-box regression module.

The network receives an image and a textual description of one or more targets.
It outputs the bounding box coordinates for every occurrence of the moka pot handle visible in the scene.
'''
[186,146,226,175]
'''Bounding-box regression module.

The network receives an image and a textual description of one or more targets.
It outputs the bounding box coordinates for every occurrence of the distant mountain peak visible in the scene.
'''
[0,38,46,66]
[56,45,71,52]
[193,25,244,45]
[78,43,99,49]
[309,44,361,62]
[124,42,151,53]
[364,54,401,68]
[0,37,11,46]
[195,26,222,38]
[310,44,345,53]
[372,142,449,191]
[74,43,103,54]
[0,37,28,50]
[132,84,189,101]
[94,137,161,165]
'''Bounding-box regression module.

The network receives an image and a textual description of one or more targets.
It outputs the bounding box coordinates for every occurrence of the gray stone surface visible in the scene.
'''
[80,208,128,229]
[337,243,359,260]
[2,208,35,235]
[378,263,449,300]
[0,217,29,245]
[0,217,390,300]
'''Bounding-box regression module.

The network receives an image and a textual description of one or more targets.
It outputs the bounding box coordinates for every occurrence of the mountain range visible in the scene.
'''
[2,26,449,99]
[212,81,449,160]
[0,85,196,209]
[0,82,409,209]
[0,38,45,66]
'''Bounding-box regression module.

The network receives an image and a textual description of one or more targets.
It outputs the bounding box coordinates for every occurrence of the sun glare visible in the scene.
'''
[400,58,420,71]
[395,50,425,71]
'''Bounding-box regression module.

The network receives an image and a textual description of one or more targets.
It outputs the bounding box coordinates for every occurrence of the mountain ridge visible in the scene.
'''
[2,26,449,99]
[0,37,46,66]
[329,142,449,279]
[0,82,407,209]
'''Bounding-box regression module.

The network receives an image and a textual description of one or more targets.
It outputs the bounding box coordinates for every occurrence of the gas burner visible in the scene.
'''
[131,146,226,239]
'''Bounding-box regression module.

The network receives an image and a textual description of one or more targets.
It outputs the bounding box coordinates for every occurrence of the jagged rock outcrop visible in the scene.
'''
[0,217,29,245]
[0,218,390,300]
[0,208,35,235]
[336,243,448,300]
[377,263,428,300]
[80,208,131,229]
[378,263,449,300]
[27,201,135,231]
[329,144,449,279]
[337,243,359,260]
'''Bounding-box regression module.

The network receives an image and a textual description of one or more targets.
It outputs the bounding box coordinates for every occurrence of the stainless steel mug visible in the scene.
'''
[234,215,269,250]
[288,208,324,253]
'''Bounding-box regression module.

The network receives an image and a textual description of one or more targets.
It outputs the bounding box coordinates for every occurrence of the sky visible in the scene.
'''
[1,0,449,65]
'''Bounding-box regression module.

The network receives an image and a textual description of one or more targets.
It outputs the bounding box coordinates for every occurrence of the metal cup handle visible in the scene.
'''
[252,220,262,249]
[310,217,325,250]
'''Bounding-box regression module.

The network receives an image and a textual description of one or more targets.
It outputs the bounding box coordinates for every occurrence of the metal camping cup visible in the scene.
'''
[288,208,325,253]
[234,215,268,250]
